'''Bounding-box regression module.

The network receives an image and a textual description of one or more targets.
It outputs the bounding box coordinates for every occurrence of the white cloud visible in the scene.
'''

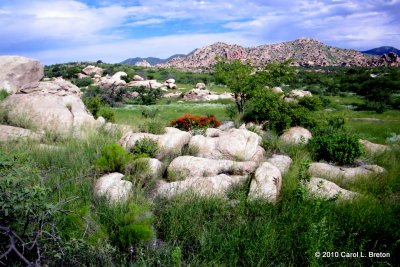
[29,32,262,64]
[0,0,399,63]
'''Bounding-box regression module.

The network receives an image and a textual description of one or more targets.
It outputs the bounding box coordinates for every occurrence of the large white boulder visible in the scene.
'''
[279,127,312,144]
[287,89,312,98]
[195,82,206,90]
[309,162,385,180]
[119,127,191,156]
[133,75,145,81]
[167,156,257,179]
[155,174,247,198]
[0,56,44,94]
[0,125,42,142]
[189,128,264,162]
[359,139,389,154]
[0,78,99,137]
[248,162,282,202]
[82,65,104,76]
[183,88,233,101]
[112,71,127,80]
[266,154,292,175]
[305,177,360,200]
[94,173,132,203]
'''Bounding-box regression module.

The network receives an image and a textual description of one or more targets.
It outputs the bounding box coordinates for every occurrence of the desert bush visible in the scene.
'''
[297,96,323,111]
[98,107,116,123]
[72,77,93,87]
[0,89,10,101]
[131,138,159,158]
[244,90,317,134]
[96,202,155,250]
[83,95,103,117]
[309,131,363,165]
[131,86,162,105]
[171,114,221,131]
[141,107,159,118]
[139,119,165,134]
[95,144,132,173]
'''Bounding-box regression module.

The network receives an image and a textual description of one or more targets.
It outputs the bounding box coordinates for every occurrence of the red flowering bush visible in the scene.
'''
[171,114,221,131]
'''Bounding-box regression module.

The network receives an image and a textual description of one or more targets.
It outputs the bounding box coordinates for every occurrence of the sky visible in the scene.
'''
[0,0,399,65]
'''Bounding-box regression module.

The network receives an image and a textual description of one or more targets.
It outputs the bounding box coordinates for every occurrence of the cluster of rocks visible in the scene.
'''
[95,120,388,203]
[158,38,400,70]
[183,83,233,101]
[282,89,313,102]
[77,65,177,92]
[0,56,109,140]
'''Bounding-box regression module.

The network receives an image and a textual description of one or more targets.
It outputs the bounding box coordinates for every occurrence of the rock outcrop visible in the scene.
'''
[0,78,99,137]
[0,125,42,142]
[359,139,389,154]
[82,65,104,76]
[167,156,257,179]
[119,127,191,157]
[266,154,292,175]
[279,127,312,144]
[189,128,264,162]
[155,174,247,198]
[94,173,132,203]
[248,162,282,202]
[183,89,233,101]
[305,177,359,200]
[309,162,385,180]
[0,56,44,94]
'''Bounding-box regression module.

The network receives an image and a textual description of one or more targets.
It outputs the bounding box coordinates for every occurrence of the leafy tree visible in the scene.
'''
[214,59,295,113]
[214,59,257,113]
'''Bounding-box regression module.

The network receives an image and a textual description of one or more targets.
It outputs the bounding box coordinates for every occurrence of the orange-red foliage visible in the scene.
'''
[171,114,221,131]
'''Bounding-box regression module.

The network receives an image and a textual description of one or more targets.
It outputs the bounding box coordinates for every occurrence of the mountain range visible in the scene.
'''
[120,54,186,66]
[362,46,400,56]
[121,38,400,69]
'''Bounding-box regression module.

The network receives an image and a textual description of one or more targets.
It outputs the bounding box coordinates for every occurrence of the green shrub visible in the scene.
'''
[288,105,317,129]
[131,86,162,105]
[95,144,132,173]
[244,90,317,134]
[131,138,158,158]
[0,89,10,101]
[117,203,155,248]
[139,119,166,134]
[98,107,116,123]
[96,202,155,250]
[83,95,103,117]
[72,77,93,87]
[298,96,323,111]
[309,131,363,165]
[141,108,159,118]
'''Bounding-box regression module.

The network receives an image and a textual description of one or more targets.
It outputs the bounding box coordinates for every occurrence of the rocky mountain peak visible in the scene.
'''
[157,37,399,70]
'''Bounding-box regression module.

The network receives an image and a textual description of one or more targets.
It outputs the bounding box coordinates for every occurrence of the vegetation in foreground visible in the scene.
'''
[1,63,399,266]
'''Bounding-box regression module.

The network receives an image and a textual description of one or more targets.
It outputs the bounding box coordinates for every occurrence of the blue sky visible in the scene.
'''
[1,0,399,64]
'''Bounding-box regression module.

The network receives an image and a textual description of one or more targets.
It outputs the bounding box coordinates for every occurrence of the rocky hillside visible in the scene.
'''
[120,54,186,66]
[158,38,400,69]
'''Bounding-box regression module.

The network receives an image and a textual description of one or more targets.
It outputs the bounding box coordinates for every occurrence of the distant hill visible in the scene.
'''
[120,54,186,66]
[159,37,399,69]
[362,46,400,56]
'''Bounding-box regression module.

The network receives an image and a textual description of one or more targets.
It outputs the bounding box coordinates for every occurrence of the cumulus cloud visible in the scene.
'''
[0,0,399,63]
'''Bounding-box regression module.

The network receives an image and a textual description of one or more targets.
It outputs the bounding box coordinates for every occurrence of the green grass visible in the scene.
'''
[114,102,230,129]
[1,90,399,266]
[320,110,400,144]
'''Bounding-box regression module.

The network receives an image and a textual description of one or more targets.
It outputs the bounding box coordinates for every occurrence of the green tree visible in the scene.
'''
[214,59,258,113]
[214,59,295,113]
